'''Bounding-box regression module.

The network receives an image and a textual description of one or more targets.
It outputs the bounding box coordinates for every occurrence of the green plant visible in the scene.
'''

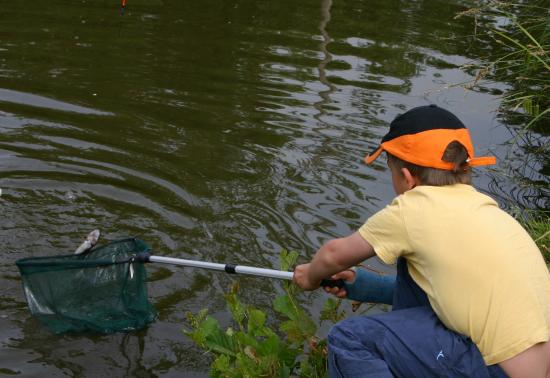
[509,206,550,268]
[183,250,346,378]
[522,212,550,268]
[458,1,550,131]
[456,2,550,212]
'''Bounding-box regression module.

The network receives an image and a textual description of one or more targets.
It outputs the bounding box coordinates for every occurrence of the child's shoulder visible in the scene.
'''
[406,184,490,199]
[394,184,498,211]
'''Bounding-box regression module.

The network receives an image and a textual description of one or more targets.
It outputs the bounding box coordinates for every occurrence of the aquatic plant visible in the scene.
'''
[521,211,550,268]
[456,1,550,214]
[183,250,346,378]
[458,1,549,131]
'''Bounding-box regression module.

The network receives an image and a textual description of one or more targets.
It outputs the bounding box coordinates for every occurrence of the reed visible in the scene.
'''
[459,1,549,131]
[522,212,550,268]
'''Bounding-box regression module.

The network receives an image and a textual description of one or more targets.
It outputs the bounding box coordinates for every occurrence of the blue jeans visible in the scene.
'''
[328,258,507,377]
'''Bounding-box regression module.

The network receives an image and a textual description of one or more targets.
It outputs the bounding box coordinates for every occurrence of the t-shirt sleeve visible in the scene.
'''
[358,199,412,265]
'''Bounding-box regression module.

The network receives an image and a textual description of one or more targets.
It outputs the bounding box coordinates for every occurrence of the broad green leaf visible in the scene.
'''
[280,316,316,344]
[273,294,298,320]
[235,352,265,377]
[205,339,237,357]
[248,308,266,329]
[279,250,299,272]
[280,319,304,343]
[185,315,220,346]
[256,334,300,371]
[320,297,345,323]
[235,331,259,349]
[211,355,231,373]
[201,319,237,356]
[225,286,247,328]
[279,364,291,378]
[256,334,280,356]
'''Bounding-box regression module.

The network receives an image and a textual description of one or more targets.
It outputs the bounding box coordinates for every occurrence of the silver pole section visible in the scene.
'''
[234,265,294,280]
[148,255,294,281]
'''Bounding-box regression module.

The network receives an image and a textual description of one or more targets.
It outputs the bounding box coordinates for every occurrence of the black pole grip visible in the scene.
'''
[320,278,346,289]
[135,252,151,263]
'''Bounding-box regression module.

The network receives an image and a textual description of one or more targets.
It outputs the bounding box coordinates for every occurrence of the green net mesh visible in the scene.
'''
[16,238,156,334]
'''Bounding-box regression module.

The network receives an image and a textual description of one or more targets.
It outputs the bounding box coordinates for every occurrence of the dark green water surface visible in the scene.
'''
[1,0,548,376]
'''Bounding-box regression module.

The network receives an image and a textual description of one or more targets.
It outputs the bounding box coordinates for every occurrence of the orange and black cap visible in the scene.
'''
[364,105,496,170]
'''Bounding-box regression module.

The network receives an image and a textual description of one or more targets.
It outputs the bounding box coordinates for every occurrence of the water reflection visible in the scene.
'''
[486,125,550,211]
[0,89,113,115]
[314,0,336,120]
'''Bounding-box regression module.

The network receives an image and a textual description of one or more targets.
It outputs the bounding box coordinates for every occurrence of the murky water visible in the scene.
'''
[1,0,548,376]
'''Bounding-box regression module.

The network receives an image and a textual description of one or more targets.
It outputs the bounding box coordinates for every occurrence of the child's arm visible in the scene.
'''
[320,268,395,305]
[341,268,395,304]
[293,231,375,290]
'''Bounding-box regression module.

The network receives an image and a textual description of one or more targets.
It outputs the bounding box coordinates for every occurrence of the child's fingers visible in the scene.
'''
[321,268,357,298]
[321,268,356,298]
[335,290,347,298]
[331,269,355,282]
[324,286,347,297]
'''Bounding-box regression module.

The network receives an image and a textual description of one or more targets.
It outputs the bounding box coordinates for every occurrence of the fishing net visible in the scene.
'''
[16,238,156,334]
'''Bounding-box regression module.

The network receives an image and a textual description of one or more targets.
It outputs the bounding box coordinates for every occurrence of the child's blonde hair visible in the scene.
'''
[387,141,472,186]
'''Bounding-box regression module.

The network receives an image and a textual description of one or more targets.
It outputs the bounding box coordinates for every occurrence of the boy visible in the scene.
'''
[293,105,550,377]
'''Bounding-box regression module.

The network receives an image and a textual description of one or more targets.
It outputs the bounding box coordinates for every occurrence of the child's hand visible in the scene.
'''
[293,263,321,290]
[323,269,355,298]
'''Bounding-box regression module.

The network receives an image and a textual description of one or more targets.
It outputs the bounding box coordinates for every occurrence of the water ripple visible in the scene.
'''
[0,89,113,115]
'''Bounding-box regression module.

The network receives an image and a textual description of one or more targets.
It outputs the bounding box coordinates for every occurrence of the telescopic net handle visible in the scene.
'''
[147,255,294,280]
[320,278,346,288]
[141,254,345,287]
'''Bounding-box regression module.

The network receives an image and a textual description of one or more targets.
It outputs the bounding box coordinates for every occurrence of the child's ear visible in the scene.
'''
[401,168,419,190]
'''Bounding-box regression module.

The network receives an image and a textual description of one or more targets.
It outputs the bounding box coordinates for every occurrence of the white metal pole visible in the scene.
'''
[148,255,294,280]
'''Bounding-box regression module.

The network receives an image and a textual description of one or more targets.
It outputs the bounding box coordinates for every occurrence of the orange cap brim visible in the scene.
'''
[363,129,497,169]
[364,146,383,165]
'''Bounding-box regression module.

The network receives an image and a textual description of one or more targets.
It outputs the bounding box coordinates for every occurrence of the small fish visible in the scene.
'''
[74,229,101,255]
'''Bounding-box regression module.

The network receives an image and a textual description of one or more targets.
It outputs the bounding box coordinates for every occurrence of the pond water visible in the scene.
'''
[0,0,547,376]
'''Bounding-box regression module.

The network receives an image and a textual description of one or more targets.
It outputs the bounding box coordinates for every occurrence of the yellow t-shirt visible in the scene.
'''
[359,184,550,365]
